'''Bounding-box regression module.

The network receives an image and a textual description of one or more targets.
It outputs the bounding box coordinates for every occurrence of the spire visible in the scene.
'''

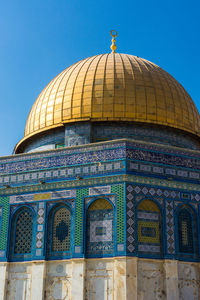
[110,30,117,53]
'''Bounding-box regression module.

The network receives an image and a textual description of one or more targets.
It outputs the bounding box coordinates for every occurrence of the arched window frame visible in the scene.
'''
[136,198,163,258]
[84,197,116,258]
[45,202,73,260]
[9,205,35,261]
[175,204,197,257]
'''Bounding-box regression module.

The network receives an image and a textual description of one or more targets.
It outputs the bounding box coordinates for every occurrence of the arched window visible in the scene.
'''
[177,207,195,254]
[137,200,162,256]
[47,205,71,259]
[86,199,114,257]
[9,207,34,259]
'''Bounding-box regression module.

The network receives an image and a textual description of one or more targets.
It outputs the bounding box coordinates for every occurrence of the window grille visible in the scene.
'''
[52,207,71,252]
[178,208,194,254]
[47,205,71,257]
[10,207,33,257]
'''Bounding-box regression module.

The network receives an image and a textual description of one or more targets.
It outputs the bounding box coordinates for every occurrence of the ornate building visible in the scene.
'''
[0,32,200,299]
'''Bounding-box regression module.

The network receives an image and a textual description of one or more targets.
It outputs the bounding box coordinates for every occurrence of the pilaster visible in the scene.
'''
[126,257,138,300]
[71,259,85,300]
[164,260,179,300]
[0,263,8,300]
[114,257,126,300]
[31,261,46,300]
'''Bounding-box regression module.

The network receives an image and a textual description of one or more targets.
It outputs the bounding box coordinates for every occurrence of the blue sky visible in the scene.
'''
[0,0,199,156]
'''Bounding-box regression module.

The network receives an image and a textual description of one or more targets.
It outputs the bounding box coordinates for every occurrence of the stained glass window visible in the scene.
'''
[178,208,194,254]
[137,200,161,256]
[86,199,114,257]
[10,207,33,258]
[47,205,71,258]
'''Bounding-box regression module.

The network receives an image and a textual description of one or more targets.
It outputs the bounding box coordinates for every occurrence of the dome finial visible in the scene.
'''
[110,30,117,53]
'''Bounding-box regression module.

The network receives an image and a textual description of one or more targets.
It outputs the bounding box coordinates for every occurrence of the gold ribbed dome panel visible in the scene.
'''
[24,53,200,141]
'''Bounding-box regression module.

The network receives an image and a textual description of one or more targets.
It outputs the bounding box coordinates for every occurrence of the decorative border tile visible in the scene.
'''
[126,184,135,253]
[10,189,76,204]
[89,186,111,196]
[165,200,175,254]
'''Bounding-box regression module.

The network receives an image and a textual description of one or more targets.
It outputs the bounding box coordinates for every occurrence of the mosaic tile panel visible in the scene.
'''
[2,140,200,185]
[0,196,9,252]
[0,160,125,188]
[137,200,161,255]
[65,123,91,147]
[128,160,200,181]
[111,184,124,244]
[86,199,114,256]
[2,173,200,198]
[126,144,200,170]
[89,186,111,196]
[2,139,200,179]
[126,184,135,253]
[165,200,175,254]
[75,188,88,246]
[94,123,200,150]
[0,146,126,175]
[10,189,76,204]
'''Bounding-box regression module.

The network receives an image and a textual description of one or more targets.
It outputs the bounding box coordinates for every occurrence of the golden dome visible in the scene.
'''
[16,53,200,151]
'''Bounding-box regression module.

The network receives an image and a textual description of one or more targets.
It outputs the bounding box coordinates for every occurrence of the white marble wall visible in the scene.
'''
[0,258,200,300]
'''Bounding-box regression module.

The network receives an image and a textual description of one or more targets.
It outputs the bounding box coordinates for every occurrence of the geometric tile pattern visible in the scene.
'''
[191,193,200,201]
[0,197,9,253]
[75,188,89,246]
[111,184,124,244]
[165,200,175,254]
[126,184,135,253]
[133,185,180,200]
[35,202,45,253]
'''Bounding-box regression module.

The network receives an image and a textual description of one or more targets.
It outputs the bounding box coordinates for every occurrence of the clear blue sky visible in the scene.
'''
[0,0,199,156]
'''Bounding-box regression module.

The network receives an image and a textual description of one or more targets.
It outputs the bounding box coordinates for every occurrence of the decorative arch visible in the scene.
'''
[46,204,72,259]
[9,206,34,259]
[86,198,114,257]
[176,205,197,255]
[137,199,162,256]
